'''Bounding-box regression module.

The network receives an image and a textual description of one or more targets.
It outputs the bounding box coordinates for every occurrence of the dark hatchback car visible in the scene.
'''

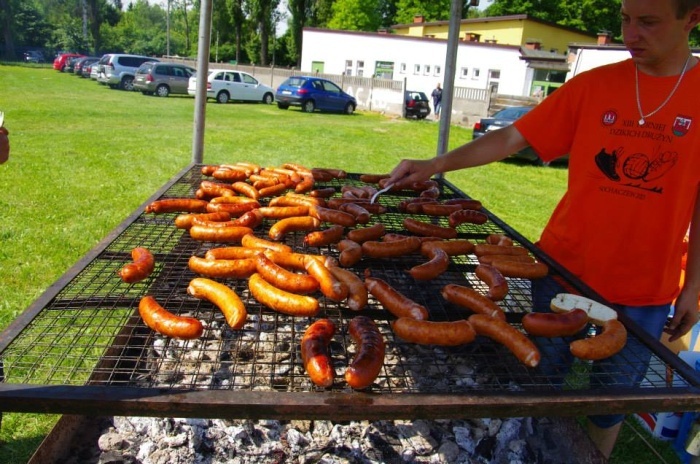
[472,106,565,166]
[276,76,356,114]
[403,90,431,119]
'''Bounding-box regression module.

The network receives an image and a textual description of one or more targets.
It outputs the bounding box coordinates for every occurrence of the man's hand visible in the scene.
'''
[665,288,700,342]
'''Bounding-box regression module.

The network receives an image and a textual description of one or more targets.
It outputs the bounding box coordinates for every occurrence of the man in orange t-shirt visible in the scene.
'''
[386,0,700,459]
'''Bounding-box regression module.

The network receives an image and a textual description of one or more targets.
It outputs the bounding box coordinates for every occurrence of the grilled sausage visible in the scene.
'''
[448,209,488,227]
[337,239,363,267]
[391,318,476,346]
[441,284,506,320]
[408,246,449,281]
[469,314,541,367]
[570,319,627,360]
[474,264,509,301]
[522,309,589,338]
[119,247,156,283]
[187,277,247,329]
[254,253,319,294]
[345,316,385,389]
[189,225,253,243]
[365,276,429,320]
[361,236,421,258]
[268,216,321,241]
[328,266,368,311]
[304,225,345,247]
[403,218,458,239]
[347,223,386,244]
[145,198,209,214]
[188,255,257,279]
[248,272,320,317]
[138,295,203,340]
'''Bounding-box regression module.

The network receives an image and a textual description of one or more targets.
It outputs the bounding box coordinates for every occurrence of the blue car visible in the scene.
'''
[276,76,357,114]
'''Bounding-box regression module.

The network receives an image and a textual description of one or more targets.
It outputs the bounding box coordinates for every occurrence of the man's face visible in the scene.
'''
[621,0,697,69]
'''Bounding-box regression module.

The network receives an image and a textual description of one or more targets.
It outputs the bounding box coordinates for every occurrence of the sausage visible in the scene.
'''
[258,182,289,198]
[257,205,310,219]
[469,314,541,367]
[209,196,260,205]
[248,272,320,317]
[187,277,247,329]
[522,309,589,338]
[403,218,458,239]
[405,200,438,214]
[189,225,253,242]
[391,317,476,346]
[138,295,203,340]
[443,198,483,210]
[188,255,257,279]
[359,173,389,183]
[489,259,549,279]
[201,165,218,176]
[205,201,259,216]
[347,223,386,244]
[408,246,449,281]
[364,277,429,320]
[230,181,260,200]
[338,203,371,224]
[384,233,440,244]
[294,173,315,193]
[309,205,357,227]
[345,316,385,389]
[175,212,231,229]
[448,209,488,227]
[285,192,326,206]
[361,236,421,258]
[145,198,209,214]
[397,197,436,213]
[421,203,463,216]
[341,185,371,199]
[119,247,155,283]
[477,253,536,265]
[312,167,347,179]
[474,264,509,301]
[191,218,245,228]
[337,239,363,267]
[309,187,336,198]
[304,224,345,247]
[263,249,315,271]
[269,216,321,241]
[205,246,263,261]
[473,244,530,257]
[211,167,248,182]
[328,266,368,311]
[196,183,234,200]
[255,253,319,294]
[570,319,627,360]
[304,256,349,302]
[441,284,506,320]
[420,239,474,256]
[231,209,264,229]
[419,186,440,199]
[241,233,293,253]
[486,233,514,246]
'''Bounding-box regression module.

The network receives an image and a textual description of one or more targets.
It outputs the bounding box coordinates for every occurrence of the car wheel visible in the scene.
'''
[277,103,289,110]
[302,100,315,113]
[216,91,230,104]
[263,93,274,104]
[344,103,355,115]
[120,76,135,91]
[156,85,170,97]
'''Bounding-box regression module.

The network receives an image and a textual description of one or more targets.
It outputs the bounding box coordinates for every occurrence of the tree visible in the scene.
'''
[327,0,383,31]
[393,0,477,24]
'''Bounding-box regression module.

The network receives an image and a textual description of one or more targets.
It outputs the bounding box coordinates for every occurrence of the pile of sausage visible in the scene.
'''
[117,162,616,389]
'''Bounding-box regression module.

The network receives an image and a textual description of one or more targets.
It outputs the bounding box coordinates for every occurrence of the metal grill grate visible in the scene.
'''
[1,165,699,420]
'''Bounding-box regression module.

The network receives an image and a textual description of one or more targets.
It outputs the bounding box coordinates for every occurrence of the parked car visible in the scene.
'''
[275,76,356,114]
[76,57,100,78]
[134,62,196,97]
[97,54,159,91]
[403,91,431,119]
[23,51,46,63]
[53,53,84,71]
[187,69,275,104]
[472,106,556,165]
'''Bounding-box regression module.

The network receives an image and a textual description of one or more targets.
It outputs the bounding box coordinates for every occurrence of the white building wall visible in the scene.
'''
[301,29,530,98]
[566,47,631,80]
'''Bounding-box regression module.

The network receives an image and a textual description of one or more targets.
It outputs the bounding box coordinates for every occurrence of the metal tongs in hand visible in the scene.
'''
[370,183,394,204]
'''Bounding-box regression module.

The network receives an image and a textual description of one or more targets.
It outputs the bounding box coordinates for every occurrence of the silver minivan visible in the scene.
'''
[134,62,196,97]
[97,54,159,91]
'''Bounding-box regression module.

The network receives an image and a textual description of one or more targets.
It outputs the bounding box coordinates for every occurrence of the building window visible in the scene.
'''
[400,63,407,74]
[459,67,468,79]
[473,68,481,79]
[434,65,441,76]
[424,64,431,75]
[356,60,365,77]
[414,64,421,75]
[345,60,353,76]
[489,69,501,80]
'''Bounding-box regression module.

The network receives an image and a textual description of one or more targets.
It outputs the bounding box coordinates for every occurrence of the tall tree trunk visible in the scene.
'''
[0,0,16,60]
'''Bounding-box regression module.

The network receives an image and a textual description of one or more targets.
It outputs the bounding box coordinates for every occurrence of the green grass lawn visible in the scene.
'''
[0,64,681,463]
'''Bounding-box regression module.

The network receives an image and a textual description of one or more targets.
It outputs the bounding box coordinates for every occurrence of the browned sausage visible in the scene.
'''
[138,295,203,340]
[188,255,257,279]
[328,266,368,311]
[254,253,319,294]
[474,264,509,301]
[403,218,458,239]
[391,318,476,346]
[345,316,385,389]
[304,225,345,247]
[570,320,627,360]
[365,277,429,320]
[187,277,247,329]
[361,236,421,258]
[408,246,449,280]
[469,314,541,367]
[347,223,386,244]
[337,239,363,267]
[522,309,589,337]
[248,273,320,317]
[145,198,209,214]
[441,284,506,320]
[119,247,155,283]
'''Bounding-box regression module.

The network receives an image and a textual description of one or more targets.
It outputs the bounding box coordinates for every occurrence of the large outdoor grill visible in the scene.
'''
[1,164,700,421]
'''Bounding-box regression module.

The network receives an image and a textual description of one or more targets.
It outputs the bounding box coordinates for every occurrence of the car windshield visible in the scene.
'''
[496,107,532,119]
[407,91,427,101]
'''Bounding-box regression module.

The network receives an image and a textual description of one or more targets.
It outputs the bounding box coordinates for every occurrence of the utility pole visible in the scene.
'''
[166,0,171,57]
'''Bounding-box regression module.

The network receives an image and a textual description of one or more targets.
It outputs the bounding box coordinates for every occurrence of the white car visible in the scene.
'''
[187,69,275,104]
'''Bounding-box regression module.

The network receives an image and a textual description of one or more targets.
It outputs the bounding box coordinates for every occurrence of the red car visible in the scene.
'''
[53,53,84,72]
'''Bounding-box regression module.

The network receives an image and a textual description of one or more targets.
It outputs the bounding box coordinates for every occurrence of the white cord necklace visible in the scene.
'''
[635,54,692,125]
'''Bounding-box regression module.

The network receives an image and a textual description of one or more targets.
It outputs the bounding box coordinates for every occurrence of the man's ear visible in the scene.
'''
[686,6,700,32]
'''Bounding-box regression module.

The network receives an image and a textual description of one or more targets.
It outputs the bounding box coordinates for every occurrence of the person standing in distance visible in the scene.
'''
[431,83,442,120]
[385,0,700,459]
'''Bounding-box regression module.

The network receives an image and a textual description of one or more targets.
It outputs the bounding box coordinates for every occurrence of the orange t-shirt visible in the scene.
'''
[515,59,700,306]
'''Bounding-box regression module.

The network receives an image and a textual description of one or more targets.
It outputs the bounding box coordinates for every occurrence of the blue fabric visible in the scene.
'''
[530,276,671,428]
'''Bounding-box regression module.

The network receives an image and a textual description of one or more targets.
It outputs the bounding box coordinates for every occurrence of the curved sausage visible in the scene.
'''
[189,225,253,243]
[231,209,264,229]
[303,256,349,302]
[294,173,315,193]
[229,182,260,199]
[254,253,319,294]
[347,223,386,244]
[241,233,293,253]
[204,246,263,261]
[119,247,155,283]
[474,264,509,301]
[205,201,259,216]
[337,239,363,267]
[268,216,321,241]
[309,187,336,198]
[248,272,320,317]
[486,233,514,246]
[448,209,488,227]
[257,205,309,219]
[187,277,247,329]
[443,198,482,210]
[258,182,289,198]
[570,319,627,360]
[145,198,209,214]
[420,203,463,216]
[309,205,357,227]
[391,318,476,346]
[489,259,549,279]
[338,203,371,224]
[175,212,231,229]
[304,225,345,247]
[138,295,203,340]
[188,255,257,279]
[522,309,589,337]
[408,246,449,281]
[473,244,530,257]
[469,314,541,367]
[441,284,506,320]
[420,239,474,256]
[365,277,429,320]
[345,316,385,389]
[477,253,535,265]
[361,236,421,258]
[328,266,368,311]
[403,218,458,239]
